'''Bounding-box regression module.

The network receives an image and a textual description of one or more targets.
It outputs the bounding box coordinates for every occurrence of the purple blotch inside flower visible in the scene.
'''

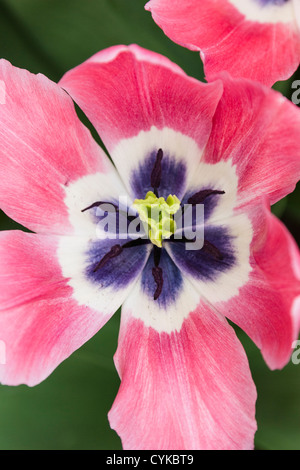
[131,150,187,200]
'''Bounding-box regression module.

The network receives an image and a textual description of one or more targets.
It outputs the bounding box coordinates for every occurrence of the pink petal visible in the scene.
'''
[146,0,300,86]
[204,74,300,206]
[109,301,257,450]
[0,59,109,234]
[59,44,223,163]
[0,231,115,386]
[217,203,300,370]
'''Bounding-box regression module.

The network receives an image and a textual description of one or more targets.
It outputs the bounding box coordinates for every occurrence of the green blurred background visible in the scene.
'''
[0,0,299,450]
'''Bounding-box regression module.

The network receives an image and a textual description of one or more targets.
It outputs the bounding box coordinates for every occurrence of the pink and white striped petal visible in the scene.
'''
[222,203,300,370]
[109,297,257,450]
[145,0,300,86]
[203,74,300,206]
[0,59,110,235]
[0,231,130,386]
[59,45,223,197]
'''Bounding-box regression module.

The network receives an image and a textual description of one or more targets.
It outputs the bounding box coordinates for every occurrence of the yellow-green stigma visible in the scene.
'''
[133,191,181,248]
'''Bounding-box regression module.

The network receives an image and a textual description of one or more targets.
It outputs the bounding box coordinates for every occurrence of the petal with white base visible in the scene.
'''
[0,60,110,235]
[59,44,223,198]
[146,0,300,86]
[109,296,257,450]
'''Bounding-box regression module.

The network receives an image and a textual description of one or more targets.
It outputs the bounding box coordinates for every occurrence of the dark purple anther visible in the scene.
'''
[151,148,163,193]
[188,189,225,205]
[152,266,164,300]
[81,201,119,213]
[203,239,223,260]
[92,238,150,273]
[93,244,123,272]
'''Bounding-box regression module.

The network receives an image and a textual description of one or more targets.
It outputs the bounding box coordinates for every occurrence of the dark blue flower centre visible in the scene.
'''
[83,149,236,304]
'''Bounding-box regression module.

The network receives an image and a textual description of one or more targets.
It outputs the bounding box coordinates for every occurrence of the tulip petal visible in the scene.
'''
[109,293,257,450]
[203,74,300,206]
[223,203,300,370]
[0,59,110,234]
[0,230,149,385]
[59,44,223,198]
[146,0,300,86]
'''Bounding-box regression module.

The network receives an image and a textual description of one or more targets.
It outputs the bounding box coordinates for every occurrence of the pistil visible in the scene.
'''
[133,191,181,248]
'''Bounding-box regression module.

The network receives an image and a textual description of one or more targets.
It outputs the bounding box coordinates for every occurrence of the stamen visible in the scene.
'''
[122,238,150,249]
[165,236,223,260]
[81,201,118,213]
[153,245,161,267]
[188,189,225,205]
[202,239,224,260]
[93,244,123,272]
[93,238,149,272]
[152,266,163,300]
[151,148,163,193]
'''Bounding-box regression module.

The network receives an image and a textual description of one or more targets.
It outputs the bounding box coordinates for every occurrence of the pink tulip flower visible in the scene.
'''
[0,45,299,449]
